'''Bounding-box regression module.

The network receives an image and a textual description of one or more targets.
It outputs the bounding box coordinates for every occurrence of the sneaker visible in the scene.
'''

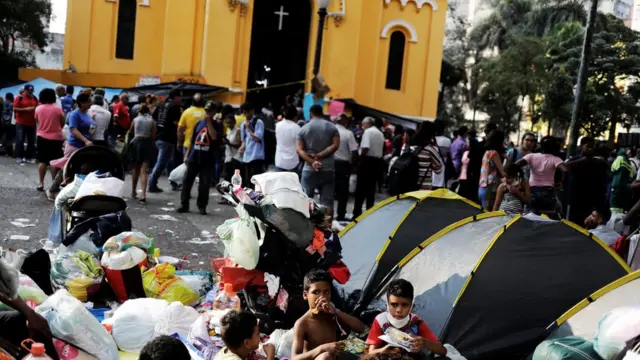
[199,208,207,215]
[170,181,181,191]
[28,159,36,164]
[148,186,164,193]
[176,206,189,213]
[16,158,23,164]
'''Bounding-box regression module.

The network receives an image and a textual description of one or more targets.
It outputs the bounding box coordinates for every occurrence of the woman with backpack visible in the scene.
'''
[478,130,507,210]
[412,121,444,190]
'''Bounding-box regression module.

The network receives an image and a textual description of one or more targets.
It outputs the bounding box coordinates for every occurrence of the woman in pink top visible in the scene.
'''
[516,136,568,217]
[34,88,65,191]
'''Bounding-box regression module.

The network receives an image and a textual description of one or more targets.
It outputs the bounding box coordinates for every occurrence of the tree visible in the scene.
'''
[0,0,52,82]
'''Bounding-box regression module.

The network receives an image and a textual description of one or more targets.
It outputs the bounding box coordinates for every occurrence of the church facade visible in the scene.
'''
[20,0,447,120]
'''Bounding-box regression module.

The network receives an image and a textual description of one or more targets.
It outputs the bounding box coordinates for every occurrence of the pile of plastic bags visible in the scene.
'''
[50,251,103,302]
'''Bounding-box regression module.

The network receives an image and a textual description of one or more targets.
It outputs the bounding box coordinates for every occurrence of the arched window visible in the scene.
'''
[385,31,406,90]
[115,0,137,59]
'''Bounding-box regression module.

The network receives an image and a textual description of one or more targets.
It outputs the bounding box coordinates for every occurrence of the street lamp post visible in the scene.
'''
[313,0,331,76]
[567,0,599,157]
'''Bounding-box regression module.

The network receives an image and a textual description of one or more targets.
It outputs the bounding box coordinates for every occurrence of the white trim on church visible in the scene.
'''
[383,0,439,11]
[380,19,419,43]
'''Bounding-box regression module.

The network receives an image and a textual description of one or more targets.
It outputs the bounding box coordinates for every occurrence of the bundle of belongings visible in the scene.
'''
[214,172,350,329]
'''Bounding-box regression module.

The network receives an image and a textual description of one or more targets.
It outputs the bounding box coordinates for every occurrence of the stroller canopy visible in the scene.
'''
[339,189,482,312]
[544,270,640,342]
[436,215,630,359]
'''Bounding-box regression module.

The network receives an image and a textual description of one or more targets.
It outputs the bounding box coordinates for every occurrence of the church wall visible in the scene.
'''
[202,0,243,89]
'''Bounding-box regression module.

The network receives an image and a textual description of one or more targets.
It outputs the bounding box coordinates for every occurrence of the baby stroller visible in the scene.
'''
[61,146,127,235]
[216,180,346,333]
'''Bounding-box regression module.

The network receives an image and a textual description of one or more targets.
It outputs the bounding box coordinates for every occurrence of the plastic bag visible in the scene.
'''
[51,252,103,302]
[61,232,99,257]
[594,306,640,360]
[187,310,230,360]
[36,290,119,360]
[251,172,310,217]
[101,247,147,271]
[142,263,200,306]
[55,175,85,210]
[0,273,48,310]
[175,271,213,298]
[262,204,314,248]
[102,232,154,254]
[265,329,295,359]
[74,172,124,200]
[169,163,188,186]
[216,205,260,270]
[533,336,600,360]
[349,174,357,194]
[62,124,70,140]
[108,298,199,354]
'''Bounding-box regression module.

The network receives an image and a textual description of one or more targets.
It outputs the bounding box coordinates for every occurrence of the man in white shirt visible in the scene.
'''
[275,105,301,172]
[55,85,65,108]
[585,207,620,246]
[353,117,385,218]
[88,95,112,147]
[334,113,358,221]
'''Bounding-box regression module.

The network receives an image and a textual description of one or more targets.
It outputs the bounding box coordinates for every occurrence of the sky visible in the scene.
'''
[50,0,67,34]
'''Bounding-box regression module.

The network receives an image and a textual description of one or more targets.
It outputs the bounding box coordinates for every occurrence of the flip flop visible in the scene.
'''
[36,186,44,192]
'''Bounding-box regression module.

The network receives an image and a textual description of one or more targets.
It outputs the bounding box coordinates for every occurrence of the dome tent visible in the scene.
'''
[337,189,482,311]
[436,216,630,359]
[543,271,640,342]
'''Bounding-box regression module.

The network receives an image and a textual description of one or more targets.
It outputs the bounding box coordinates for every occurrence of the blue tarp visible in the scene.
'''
[0,77,123,101]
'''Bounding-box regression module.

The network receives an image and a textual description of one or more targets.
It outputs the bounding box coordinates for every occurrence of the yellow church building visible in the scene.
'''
[20,0,447,121]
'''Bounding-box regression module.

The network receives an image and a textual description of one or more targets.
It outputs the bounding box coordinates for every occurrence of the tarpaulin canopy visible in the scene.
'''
[336,98,420,130]
[0,78,122,100]
[126,82,226,98]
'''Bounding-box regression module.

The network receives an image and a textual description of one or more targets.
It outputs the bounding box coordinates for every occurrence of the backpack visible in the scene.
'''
[388,146,425,196]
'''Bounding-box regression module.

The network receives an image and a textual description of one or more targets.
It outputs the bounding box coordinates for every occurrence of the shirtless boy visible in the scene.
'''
[292,269,366,360]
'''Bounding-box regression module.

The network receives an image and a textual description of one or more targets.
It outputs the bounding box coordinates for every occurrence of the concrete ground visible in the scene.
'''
[0,156,386,270]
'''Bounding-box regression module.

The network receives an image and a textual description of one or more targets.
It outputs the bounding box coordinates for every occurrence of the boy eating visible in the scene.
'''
[215,310,276,360]
[292,269,366,360]
[366,279,447,357]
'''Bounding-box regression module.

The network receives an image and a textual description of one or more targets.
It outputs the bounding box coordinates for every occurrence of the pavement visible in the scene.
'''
[0,156,386,270]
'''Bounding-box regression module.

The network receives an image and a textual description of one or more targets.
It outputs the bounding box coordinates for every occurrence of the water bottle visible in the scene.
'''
[213,283,241,311]
[231,170,242,190]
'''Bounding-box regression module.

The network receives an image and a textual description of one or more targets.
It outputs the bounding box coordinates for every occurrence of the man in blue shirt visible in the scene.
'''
[177,101,220,215]
[239,102,265,187]
[61,85,75,119]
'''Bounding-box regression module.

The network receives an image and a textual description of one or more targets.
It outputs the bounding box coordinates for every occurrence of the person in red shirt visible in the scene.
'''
[112,93,131,136]
[13,84,39,163]
[366,279,447,357]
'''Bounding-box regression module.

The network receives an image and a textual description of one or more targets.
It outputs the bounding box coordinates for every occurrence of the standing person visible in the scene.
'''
[94,88,110,111]
[13,84,38,164]
[629,148,640,180]
[177,101,219,215]
[0,93,14,156]
[88,95,112,147]
[239,102,265,185]
[297,105,340,212]
[566,137,609,224]
[34,88,65,192]
[610,149,634,215]
[55,84,65,108]
[478,130,506,210]
[112,93,131,138]
[412,121,443,191]
[177,93,206,157]
[149,89,182,193]
[391,125,404,158]
[334,113,358,221]
[352,117,385,218]
[516,136,567,217]
[433,121,452,189]
[47,93,95,200]
[506,132,536,180]
[128,104,156,203]
[450,126,468,176]
[61,85,75,118]
[222,115,243,181]
[274,105,301,172]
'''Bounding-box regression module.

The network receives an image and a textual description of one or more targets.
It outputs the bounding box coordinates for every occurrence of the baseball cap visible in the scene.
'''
[24,84,34,92]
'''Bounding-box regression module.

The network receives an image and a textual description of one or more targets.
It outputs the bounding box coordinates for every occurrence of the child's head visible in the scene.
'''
[303,269,333,309]
[220,310,261,353]
[139,335,190,360]
[386,279,414,320]
[224,115,236,129]
[504,163,523,184]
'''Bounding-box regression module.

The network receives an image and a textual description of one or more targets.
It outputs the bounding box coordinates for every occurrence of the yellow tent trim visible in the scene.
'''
[453,215,522,305]
[375,202,419,263]
[554,271,640,326]
[338,194,411,237]
[561,219,632,273]
[406,188,482,210]
[397,211,508,268]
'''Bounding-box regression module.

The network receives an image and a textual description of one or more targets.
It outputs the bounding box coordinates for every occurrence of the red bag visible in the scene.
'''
[328,260,351,284]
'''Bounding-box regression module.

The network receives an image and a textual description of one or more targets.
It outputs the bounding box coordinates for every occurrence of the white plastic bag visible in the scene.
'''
[36,290,119,360]
[101,247,147,271]
[349,174,357,194]
[55,175,85,210]
[61,232,99,257]
[266,329,295,359]
[62,124,70,140]
[216,205,260,269]
[251,172,310,217]
[109,298,199,354]
[169,164,188,186]
[594,306,640,359]
[75,172,124,200]
[187,310,230,360]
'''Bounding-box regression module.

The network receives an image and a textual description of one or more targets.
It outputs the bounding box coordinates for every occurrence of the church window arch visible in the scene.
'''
[115,0,137,59]
[385,30,407,90]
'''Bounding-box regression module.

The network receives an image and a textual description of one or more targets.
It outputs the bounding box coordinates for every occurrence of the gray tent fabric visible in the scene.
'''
[547,272,640,341]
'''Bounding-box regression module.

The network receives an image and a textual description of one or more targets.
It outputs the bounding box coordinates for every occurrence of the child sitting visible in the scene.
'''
[215,310,275,360]
[366,279,447,357]
[493,163,530,215]
[292,269,366,360]
[139,335,191,360]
